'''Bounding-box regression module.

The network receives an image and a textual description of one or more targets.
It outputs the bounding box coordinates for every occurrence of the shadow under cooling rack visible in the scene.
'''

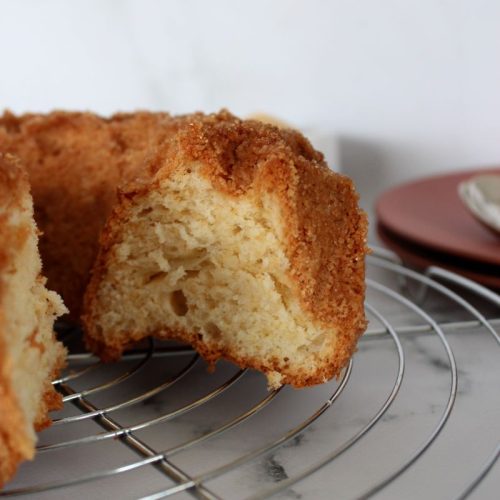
[2,247,499,500]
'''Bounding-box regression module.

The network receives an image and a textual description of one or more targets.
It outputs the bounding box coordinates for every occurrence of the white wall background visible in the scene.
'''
[1,0,499,209]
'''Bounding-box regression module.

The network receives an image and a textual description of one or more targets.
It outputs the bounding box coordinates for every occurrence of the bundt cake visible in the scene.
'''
[0,154,67,486]
[83,111,368,388]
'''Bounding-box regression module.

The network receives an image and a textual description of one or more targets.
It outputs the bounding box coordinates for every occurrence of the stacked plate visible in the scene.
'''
[376,168,500,288]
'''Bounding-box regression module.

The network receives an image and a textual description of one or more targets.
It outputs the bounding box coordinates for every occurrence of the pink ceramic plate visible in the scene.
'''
[376,168,500,266]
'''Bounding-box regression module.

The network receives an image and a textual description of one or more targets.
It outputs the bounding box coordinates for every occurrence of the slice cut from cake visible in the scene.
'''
[0,154,67,486]
[83,111,368,388]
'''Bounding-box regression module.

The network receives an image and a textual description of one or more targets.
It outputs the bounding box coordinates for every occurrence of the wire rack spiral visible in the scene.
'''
[2,246,499,499]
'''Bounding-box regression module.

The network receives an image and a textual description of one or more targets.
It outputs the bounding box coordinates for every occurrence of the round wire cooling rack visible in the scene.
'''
[2,246,499,500]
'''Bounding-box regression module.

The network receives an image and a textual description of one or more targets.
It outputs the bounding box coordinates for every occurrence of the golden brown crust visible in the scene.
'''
[84,111,368,387]
[0,111,183,319]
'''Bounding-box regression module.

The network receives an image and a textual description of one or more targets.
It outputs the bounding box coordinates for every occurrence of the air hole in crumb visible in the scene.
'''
[232,225,242,234]
[138,207,153,216]
[205,322,222,340]
[145,271,167,284]
[185,269,200,279]
[170,290,188,316]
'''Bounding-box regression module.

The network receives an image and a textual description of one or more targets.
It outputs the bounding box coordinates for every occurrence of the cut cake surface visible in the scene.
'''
[0,154,66,486]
